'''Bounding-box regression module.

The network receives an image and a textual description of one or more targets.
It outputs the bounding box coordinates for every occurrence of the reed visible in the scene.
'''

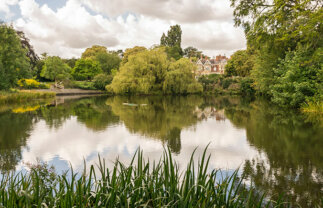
[0,91,55,104]
[0,147,290,207]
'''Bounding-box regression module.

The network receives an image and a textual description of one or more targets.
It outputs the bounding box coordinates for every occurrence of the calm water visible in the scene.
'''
[0,95,322,206]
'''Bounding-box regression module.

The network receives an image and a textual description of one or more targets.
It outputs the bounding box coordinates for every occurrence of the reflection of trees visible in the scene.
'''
[73,98,119,131]
[0,112,34,172]
[224,99,323,207]
[106,96,203,153]
[39,97,119,131]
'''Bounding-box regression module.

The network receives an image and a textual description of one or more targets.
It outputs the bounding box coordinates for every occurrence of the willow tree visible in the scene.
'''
[107,48,169,94]
[163,58,203,94]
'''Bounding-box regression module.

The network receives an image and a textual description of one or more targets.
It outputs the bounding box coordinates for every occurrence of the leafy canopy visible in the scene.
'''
[41,56,71,81]
[230,0,323,107]
[0,23,31,90]
[81,45,121,74]
[225,50,255,77]
[107,48,201,95]
[72,59,102,80]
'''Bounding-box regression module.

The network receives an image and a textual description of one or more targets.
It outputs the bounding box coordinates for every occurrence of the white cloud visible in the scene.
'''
[0,0,18,18]
[19,115,261,172]
[11,0,245,58]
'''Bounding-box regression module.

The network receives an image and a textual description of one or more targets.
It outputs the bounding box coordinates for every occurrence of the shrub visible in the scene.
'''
[93,74,113,90]
[73,81,96,90]
[17,79,50,89]
[240,77,255,95]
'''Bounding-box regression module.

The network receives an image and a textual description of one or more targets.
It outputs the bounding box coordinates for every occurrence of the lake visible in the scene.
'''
[0,95,322,206]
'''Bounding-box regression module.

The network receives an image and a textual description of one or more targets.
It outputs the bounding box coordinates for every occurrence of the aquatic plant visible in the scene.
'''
[0,147,290,207]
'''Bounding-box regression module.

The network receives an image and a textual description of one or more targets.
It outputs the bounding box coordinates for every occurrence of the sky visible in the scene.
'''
[0,0,246,58]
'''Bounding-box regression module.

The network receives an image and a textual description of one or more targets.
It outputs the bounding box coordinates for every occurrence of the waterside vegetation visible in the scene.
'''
[0,147,290,207]
[0,91,55,105]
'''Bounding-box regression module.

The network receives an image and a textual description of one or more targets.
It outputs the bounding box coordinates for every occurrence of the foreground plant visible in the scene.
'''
[0,147,290,207]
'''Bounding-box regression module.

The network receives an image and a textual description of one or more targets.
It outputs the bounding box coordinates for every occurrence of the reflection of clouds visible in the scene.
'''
[20,115,262,172]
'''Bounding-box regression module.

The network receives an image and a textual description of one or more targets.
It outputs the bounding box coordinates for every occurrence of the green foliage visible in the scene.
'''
[72,59,102,80]
[160,25,183,60]
[41,56,71,81]
[0,147,289,207]
[0,23,31,90]
[239,77,255,96]
[63,58,78,68]
[0,91,55,104]
[160,24,182,48]
[81,45,121,74]
[224,50,255,77]
[17,79,49,89]
[163,58,202,94]
[93,73,113,90]
[165,45,183,61]
[108,48,169,94]
[230,0,323,108]
[108,49,200,95]
[198,74,222,91]
[81,45,107,59]
[95,52,121,74]
[270,48,322,108]
[183,46,202,58]
[72,81,96,90]
[121,46,146,65]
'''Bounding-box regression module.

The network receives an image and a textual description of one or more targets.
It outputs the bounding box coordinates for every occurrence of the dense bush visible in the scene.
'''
[270,48,322,108]
[239,77,255,96]
[72,59,102,81]
[17,79,50,89]
[93,74,113,90]
[72,81,96,90]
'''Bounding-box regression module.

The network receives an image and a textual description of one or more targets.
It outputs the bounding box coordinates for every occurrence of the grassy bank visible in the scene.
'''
[0,90,56,104]
[302,99,323,114]
[0,148,289,207]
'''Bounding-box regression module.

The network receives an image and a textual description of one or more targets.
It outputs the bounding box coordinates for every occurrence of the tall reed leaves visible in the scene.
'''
[0,147,290,207]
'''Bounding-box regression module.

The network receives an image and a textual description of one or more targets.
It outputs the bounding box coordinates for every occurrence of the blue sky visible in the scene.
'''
[0,0,246,58]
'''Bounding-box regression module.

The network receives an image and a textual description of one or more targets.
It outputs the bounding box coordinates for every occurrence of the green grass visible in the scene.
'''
[0,147,290,207]
[301,99,323,114]
[0,90,56,104]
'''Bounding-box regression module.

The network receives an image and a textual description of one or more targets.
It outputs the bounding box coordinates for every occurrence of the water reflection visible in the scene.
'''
[0,95,322,206]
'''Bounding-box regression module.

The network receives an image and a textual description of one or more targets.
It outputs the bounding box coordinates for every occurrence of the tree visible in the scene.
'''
[72,59,102,80]
[81,45,107,59]
[81,45,121,74]
[231,0,323,106]
[224,50,255,77]
[270,48,322,108]
[41,56,71,82]
[163,58,203,94]
[107,48,169,94]
[165,46,183,61]
[16,30,39,69]
[160,25,182,48]
[160,33,167,46]
[122,46,147,65]
[160,25,183,60]
[95,52,121,74]
[183,46,202,58]
[0,23,31,90]
[63,58,78,69]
